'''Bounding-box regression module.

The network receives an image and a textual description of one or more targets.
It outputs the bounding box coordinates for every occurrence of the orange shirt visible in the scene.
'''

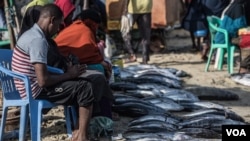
[54,20,103,64]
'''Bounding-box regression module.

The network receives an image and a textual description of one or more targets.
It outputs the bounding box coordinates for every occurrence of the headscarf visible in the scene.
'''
[77,9,101,34]
[77,9,101,24]
[25,0,53,10]
[54,0,75,19]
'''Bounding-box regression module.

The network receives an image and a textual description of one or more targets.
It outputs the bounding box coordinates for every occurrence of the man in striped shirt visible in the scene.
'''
[12,4,94,141]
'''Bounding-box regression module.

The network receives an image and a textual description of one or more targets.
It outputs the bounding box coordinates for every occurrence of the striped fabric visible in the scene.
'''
[12,47,42,99]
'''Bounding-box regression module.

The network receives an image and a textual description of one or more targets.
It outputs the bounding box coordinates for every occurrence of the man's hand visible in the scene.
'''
[232,37,241,45]
[101,61,112,79]
[66,63,87,78]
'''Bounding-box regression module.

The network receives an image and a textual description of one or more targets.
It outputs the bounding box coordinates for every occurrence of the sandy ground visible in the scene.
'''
[2,28,250,141]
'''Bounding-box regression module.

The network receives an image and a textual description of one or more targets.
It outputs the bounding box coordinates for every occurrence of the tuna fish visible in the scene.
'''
[179,101,226,111]
[137,83,170,91]
[122,132,168,141]
[123,131,194,141]
[134,69,181,81]
[114,93,150,105]
[110,81,138,91]
[160,89,200,102]
[179,127,222,139]
[185,86,239,100]
[127,120,178,132]
[181,108,245,122]
[179,114,246,132]
[231,73,250,86]
[121,75,182,88]
[112,101,169,117]
[128,114,181,127]
[120,68,135,78]
[125,89,162,98]
[143,97,184,111]
[132,137,169,141]
[152,131,195,141]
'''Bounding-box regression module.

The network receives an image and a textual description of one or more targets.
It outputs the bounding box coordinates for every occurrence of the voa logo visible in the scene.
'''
[226,129,246,136]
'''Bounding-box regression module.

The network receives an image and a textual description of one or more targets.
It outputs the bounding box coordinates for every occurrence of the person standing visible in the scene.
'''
[122,0,152,64]
[182,0,230,60]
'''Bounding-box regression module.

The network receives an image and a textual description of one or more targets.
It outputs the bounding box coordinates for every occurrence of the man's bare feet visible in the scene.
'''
[71,130,89,141]
[124,54,137,63]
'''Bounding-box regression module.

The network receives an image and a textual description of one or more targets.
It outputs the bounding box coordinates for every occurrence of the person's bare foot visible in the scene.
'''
[124,54,137,63]
[239,68,249,73]
[71,130,89,141]
[201,55,208,61]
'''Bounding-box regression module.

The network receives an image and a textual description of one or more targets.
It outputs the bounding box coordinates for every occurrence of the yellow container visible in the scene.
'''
[112,57,123,68]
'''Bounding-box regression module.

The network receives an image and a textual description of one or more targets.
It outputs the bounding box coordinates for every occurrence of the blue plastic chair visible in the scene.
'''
[0,49,28,141]
[0,49,76,141]
[205,16,236,74]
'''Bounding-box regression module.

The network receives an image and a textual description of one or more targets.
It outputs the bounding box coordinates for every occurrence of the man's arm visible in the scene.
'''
[34,63,86,88]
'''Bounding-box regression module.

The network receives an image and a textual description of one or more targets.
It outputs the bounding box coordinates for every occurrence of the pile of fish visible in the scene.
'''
[110,64,247,140]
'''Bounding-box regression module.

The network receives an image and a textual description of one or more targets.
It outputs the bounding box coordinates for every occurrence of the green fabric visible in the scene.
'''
[88,116,113,139]
[87,64,105,74]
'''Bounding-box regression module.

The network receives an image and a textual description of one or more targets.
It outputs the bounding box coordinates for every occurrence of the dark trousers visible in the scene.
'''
[123,13,151,62]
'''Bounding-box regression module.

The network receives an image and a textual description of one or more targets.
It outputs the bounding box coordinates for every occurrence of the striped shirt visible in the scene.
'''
[12,47,42,98]
[12,24,49,99]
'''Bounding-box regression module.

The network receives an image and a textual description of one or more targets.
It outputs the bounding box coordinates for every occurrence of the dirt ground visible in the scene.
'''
[2,28,250,141]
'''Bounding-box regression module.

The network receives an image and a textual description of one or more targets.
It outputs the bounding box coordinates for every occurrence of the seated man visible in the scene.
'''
[54,9,112,79]
[11,4,113,141]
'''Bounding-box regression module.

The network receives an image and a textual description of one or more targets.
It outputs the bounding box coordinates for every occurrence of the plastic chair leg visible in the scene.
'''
[70,106,77,128]
[64,106,78,137]
[205,48,215,72]
[30,101,43,141]
[229,46,235,74]
[64,106,73,138]
[19,105,28,141]
[218,48,225,70]
[0,105,8,141]
[0,105,28,141]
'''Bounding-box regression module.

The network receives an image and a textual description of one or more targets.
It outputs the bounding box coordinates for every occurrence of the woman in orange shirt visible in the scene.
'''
[54,9,111,79]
